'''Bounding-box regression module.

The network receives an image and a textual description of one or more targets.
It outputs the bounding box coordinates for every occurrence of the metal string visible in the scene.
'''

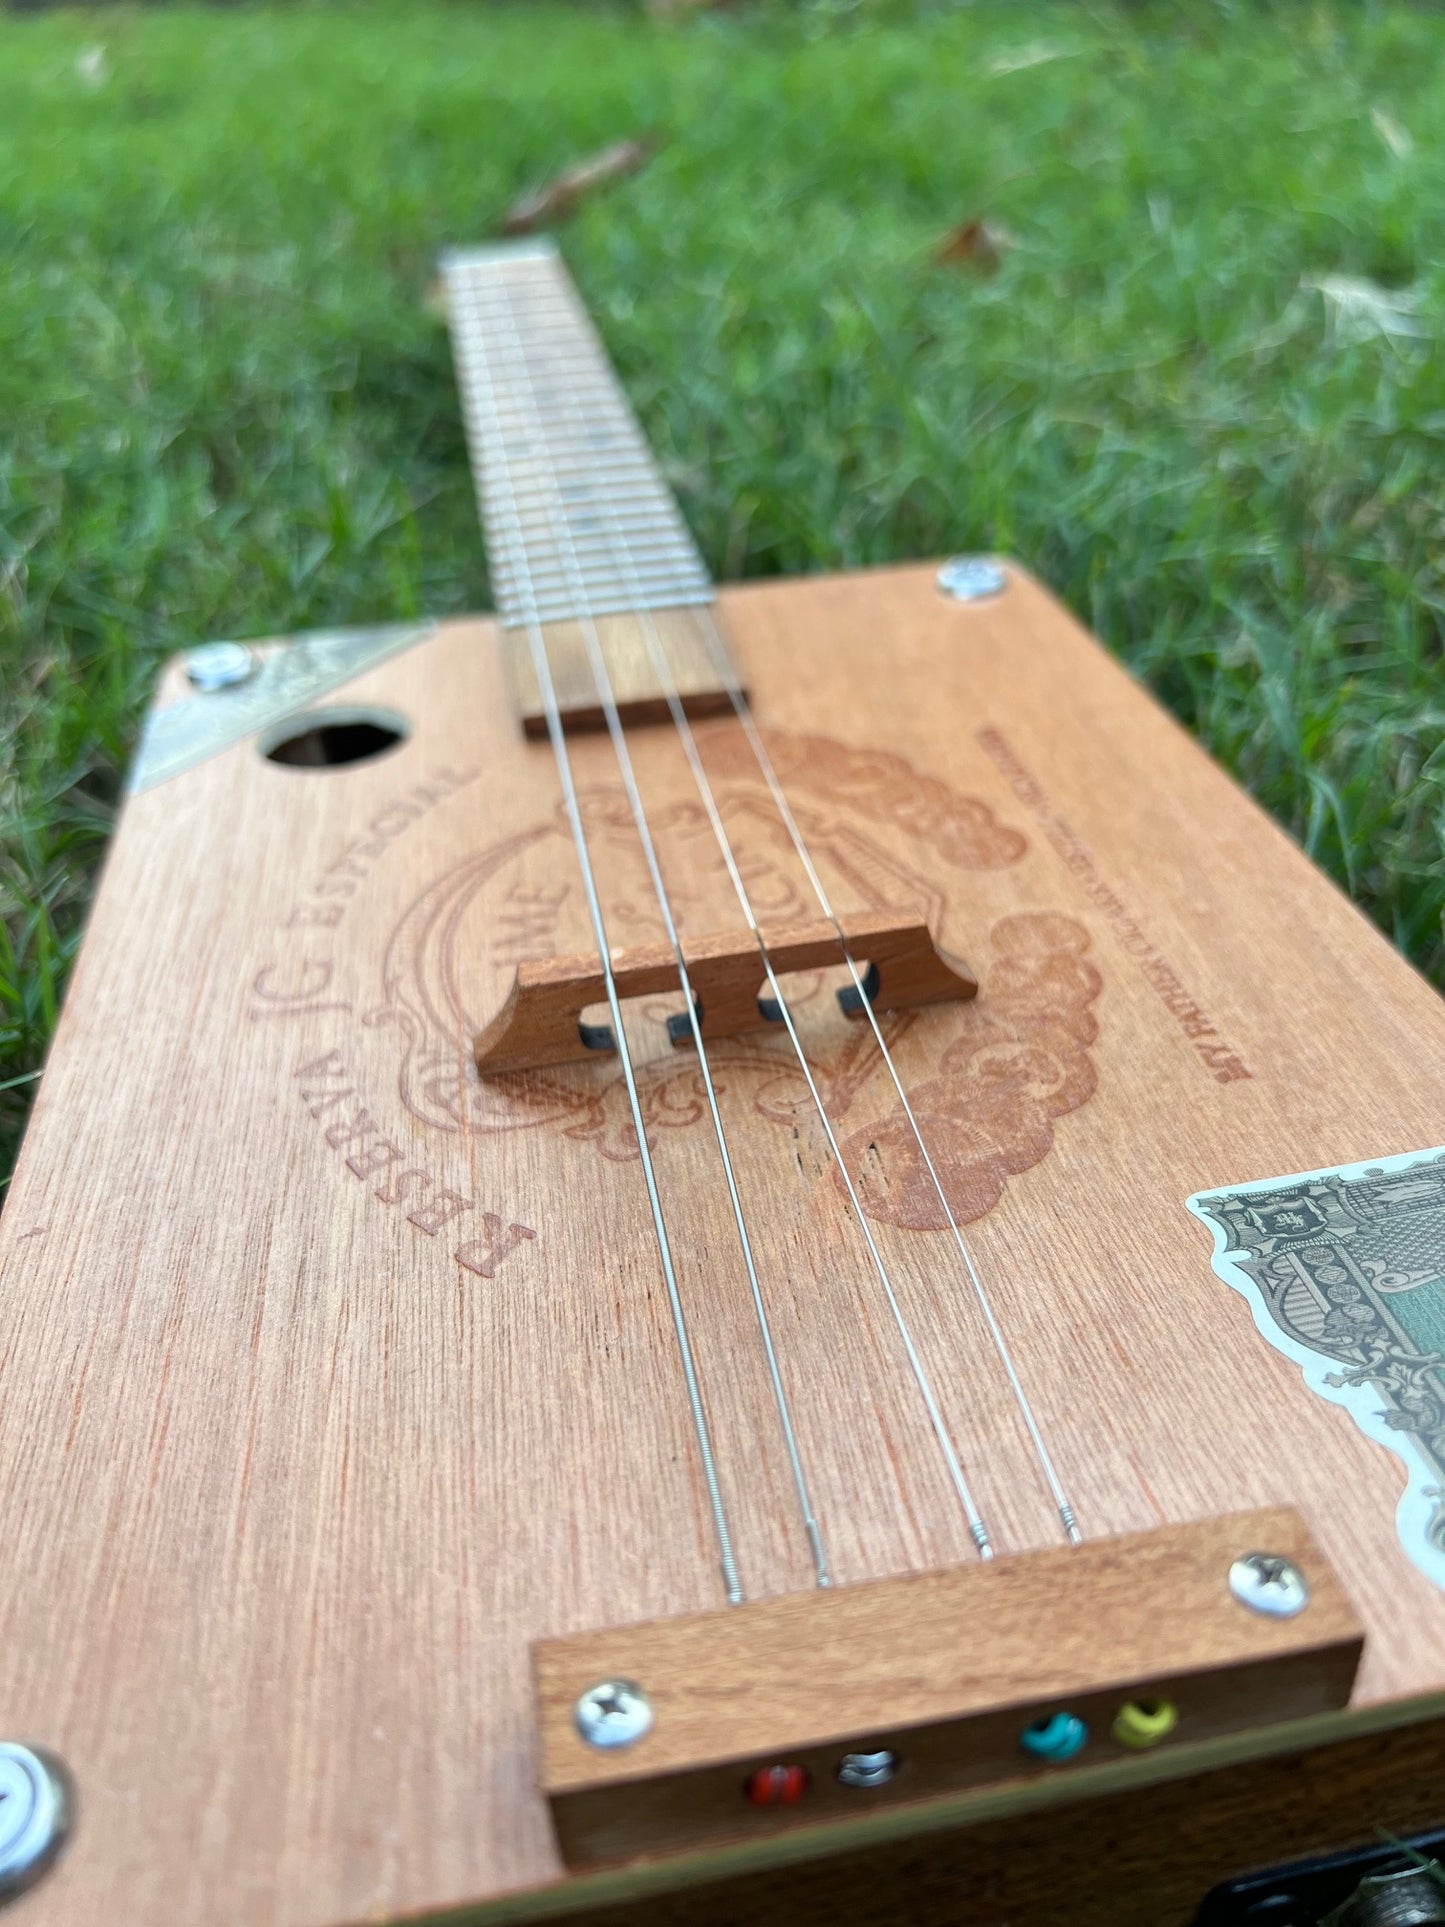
[516,280,995,1559]
[578,638,832,1589]
[486,272,831,1592]
[456,270,746,1605]
[452,247,1077,1568]
[683,609,1082,1546]
[620,616,995,1559]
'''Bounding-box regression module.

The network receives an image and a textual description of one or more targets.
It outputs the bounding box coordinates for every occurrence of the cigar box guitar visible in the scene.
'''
[4,240,1445,1927]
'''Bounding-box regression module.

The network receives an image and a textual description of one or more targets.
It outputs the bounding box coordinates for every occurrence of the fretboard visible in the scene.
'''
[443,241,715,630]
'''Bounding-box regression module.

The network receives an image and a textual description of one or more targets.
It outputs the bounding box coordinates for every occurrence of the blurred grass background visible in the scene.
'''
[2,0,1444,1180]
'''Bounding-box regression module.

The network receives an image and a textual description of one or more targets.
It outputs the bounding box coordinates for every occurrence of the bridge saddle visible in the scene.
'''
[473,910,977,1075]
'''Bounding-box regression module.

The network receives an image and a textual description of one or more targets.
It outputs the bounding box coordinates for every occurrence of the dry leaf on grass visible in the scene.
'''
[987,41,1080,77]
[76,44,109,87]
[934,218,1011,273]
[1305,274,1425,344]
[1370,106,1413,160]
[500,139,654,237]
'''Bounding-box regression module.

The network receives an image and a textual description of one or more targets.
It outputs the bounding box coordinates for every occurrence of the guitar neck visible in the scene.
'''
[443,240,738,734]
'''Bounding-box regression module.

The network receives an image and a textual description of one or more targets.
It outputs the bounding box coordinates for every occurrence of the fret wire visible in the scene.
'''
[489,508,694,531]
[493,458,660,478]
[506,504,688,523]
[491,560,708,590]
[477,442,659,465]
[491,497,689,519]
[500,472,670,493]
[482,507,691,535]
[482,417,646,442]
[490,565,710,595]
[505,525,696,548]
[491,578,712,602]
[451,248,715,634]
[488,394,637,408]
[497,592,714,628]
[483,504,679,531]
[494,520,690,543]
[498,545,701,570]
[505,518,688,536]
[449,250,746,1607]
[528,503,690,521]
[484,435,655,458]
[496,469,656,485]
[482,391,640,411]
[504,551,703,573]
[502,535,703,561]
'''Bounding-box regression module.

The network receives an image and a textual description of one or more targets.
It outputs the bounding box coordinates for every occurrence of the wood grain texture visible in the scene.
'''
[472,911,977,1072]
[537,1508,1362,1866]
[504,607,738,735]
[4,562,1445,1925]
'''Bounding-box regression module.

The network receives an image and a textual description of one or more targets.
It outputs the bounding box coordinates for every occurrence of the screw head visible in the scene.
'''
[0,1743,73,1902]
[937,555,1008,603]
[1229,1551,1310,1618]
[837,1748,899,1789]
[185,641,257,692]
[574,1680,652,1750]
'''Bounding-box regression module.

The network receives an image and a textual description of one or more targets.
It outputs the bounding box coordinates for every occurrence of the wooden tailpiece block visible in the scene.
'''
[504,607,743,736]
[534,1508,1362,1869]
[473,909,978,1075]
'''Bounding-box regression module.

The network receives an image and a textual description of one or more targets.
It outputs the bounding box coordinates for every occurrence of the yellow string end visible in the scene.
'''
[1112,1698,1179,1750]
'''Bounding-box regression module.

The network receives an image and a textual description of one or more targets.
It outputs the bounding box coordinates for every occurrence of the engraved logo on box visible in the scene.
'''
[366,727,1103,1228]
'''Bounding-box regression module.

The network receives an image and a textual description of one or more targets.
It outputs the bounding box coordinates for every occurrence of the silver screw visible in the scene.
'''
[574,1680,653,1750]
[0,1743,73,1902]
[1229,1551,1310,1618]
[185,641,257,692]
[937,556,1008,603]
[837,1748,899,1789]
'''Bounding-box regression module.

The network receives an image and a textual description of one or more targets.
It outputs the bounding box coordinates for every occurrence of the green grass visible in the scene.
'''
[3,0,1445,1181]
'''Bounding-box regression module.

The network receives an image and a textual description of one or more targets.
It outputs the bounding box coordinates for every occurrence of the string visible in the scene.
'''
[577,632,831,1589]
[516,272,995,1562]
[486,270,831,1592]
[451,245,1086,1572]
[456,266,745,1605]
[624,615,994,1559]
[683,607,1082,1547]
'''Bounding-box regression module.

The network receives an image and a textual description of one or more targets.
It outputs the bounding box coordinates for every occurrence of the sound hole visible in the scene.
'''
[262,706,409,769]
